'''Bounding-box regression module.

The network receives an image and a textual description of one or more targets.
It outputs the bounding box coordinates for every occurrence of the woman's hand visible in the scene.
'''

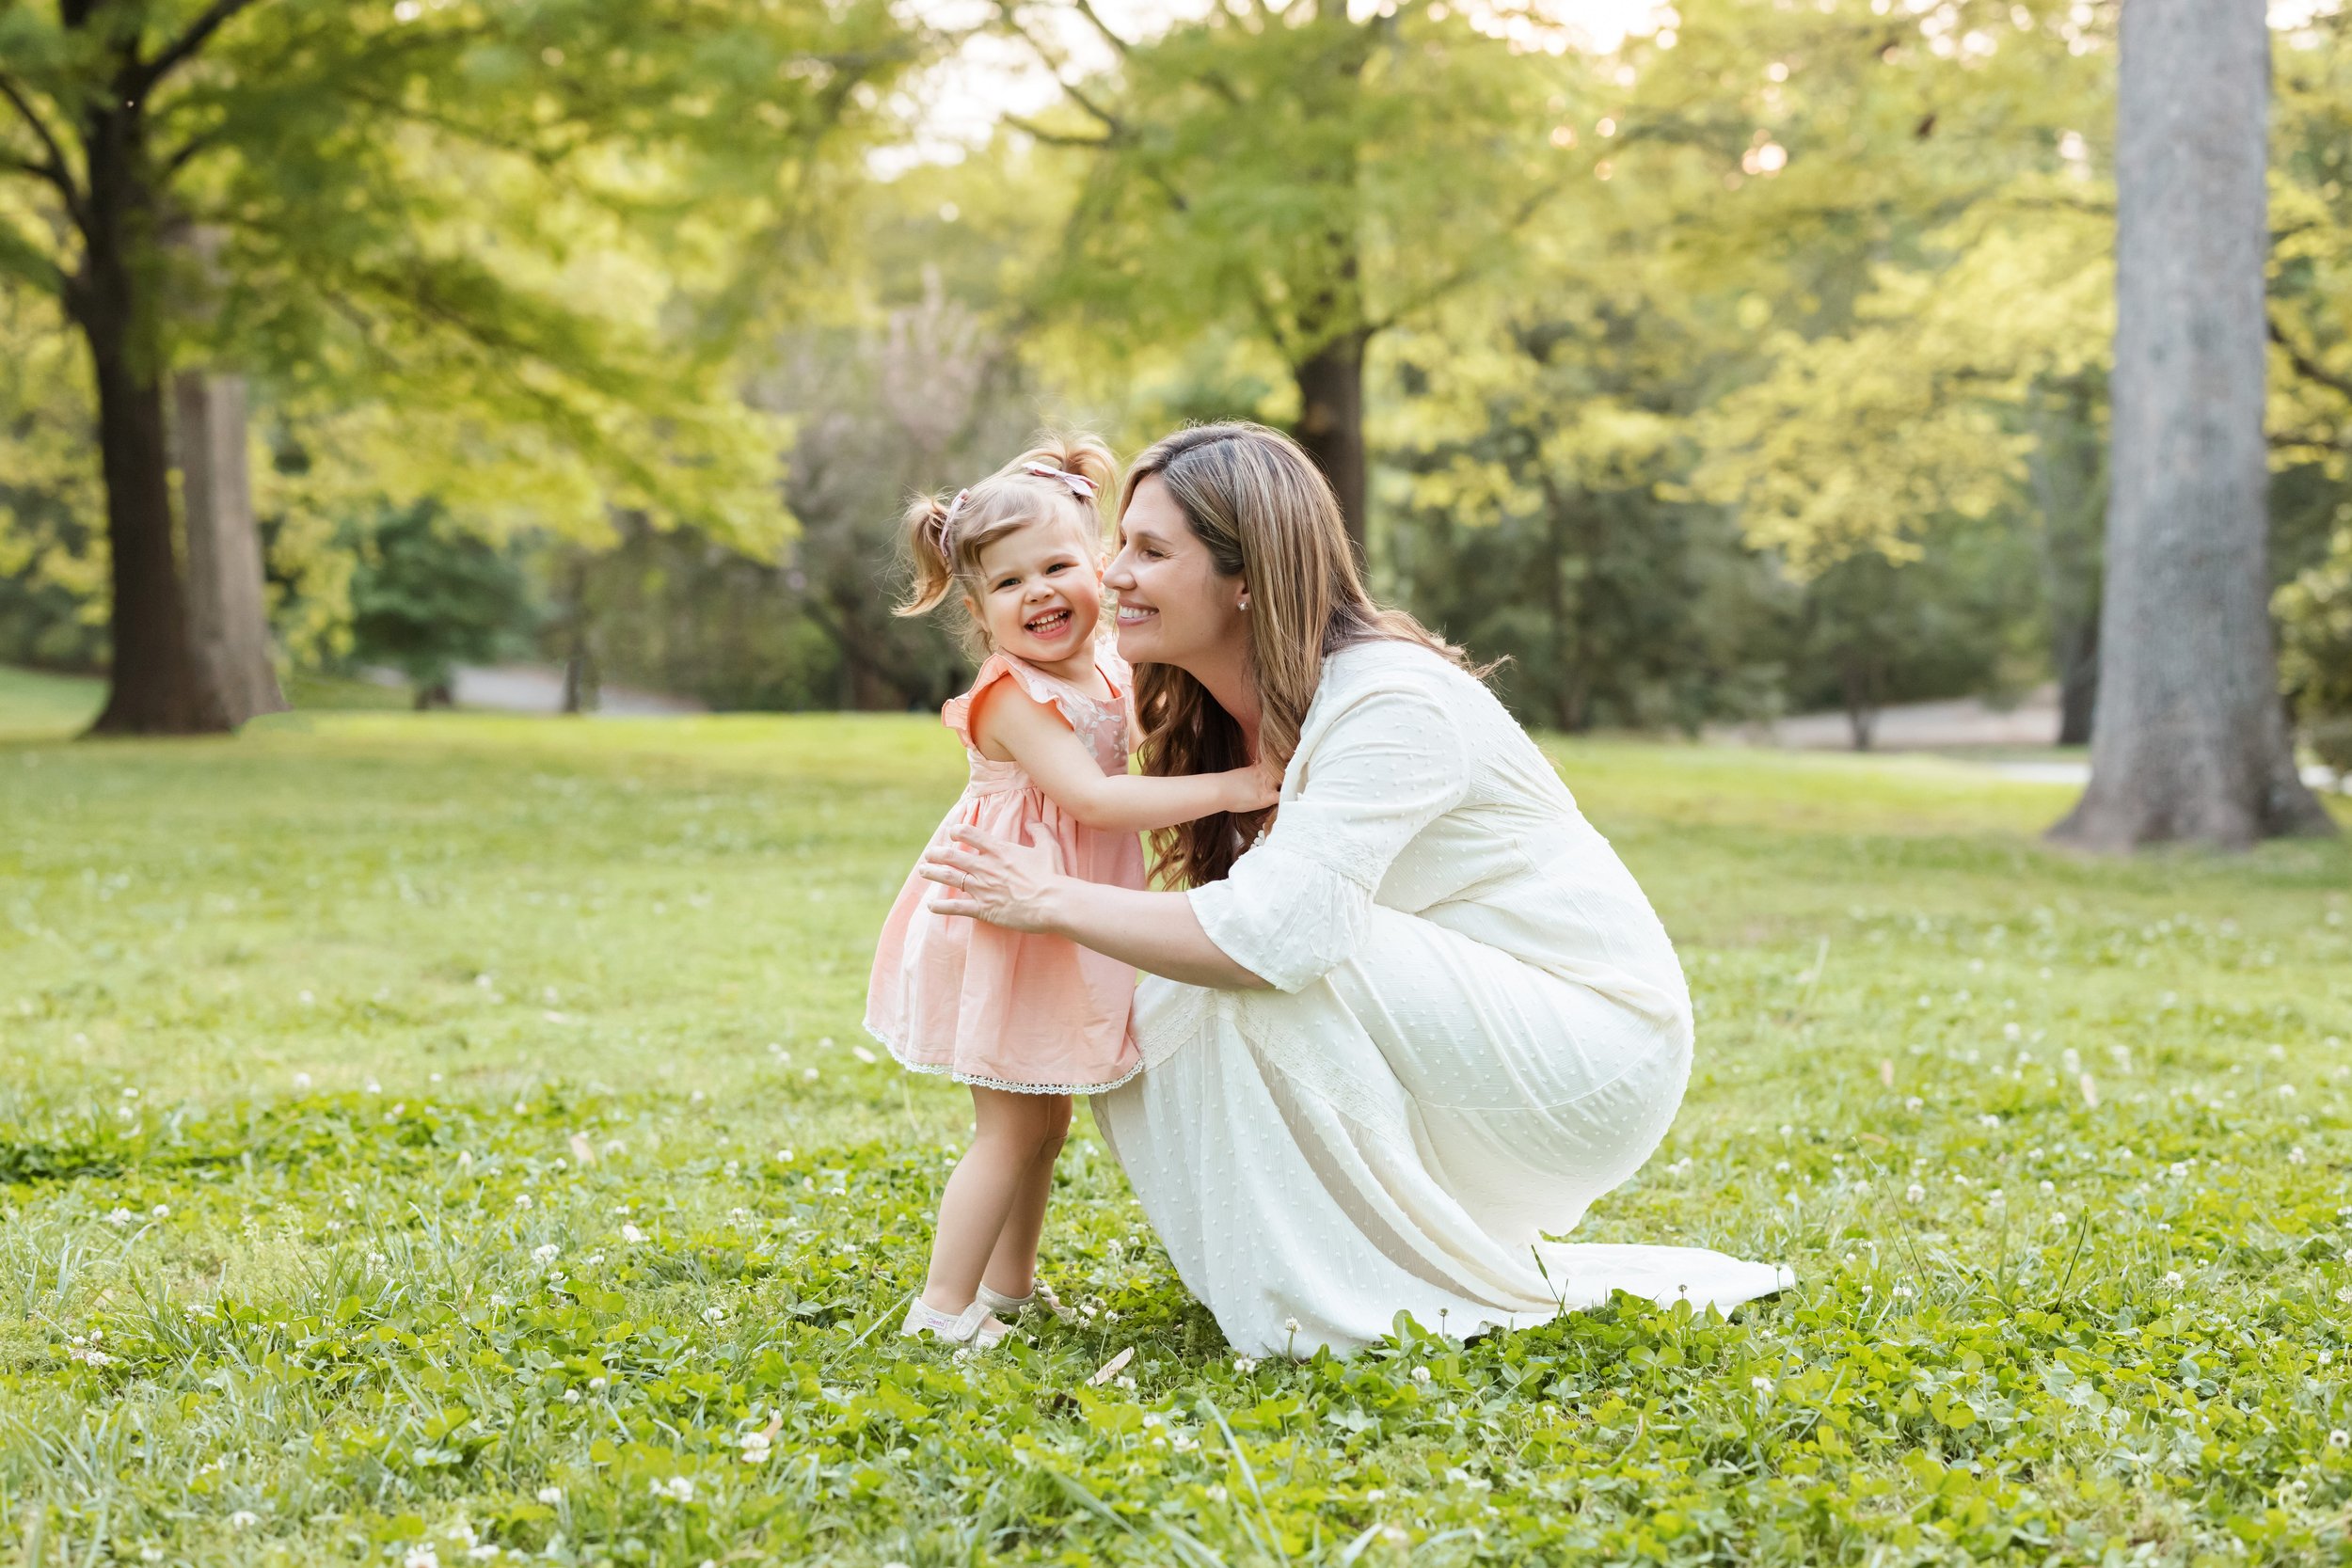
[919,823,1069,932]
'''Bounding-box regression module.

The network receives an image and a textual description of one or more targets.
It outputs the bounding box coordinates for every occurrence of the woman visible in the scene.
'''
[922,422,1789,1356]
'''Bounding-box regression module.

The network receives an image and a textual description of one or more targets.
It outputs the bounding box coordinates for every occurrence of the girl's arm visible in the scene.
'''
[975,683,1274,833]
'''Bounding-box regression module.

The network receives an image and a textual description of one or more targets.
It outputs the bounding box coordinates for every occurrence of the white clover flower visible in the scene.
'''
[704,1307,725,1324]
[651,1476,694,1502]
[2161,1271,2184,1291]
[1411,1366,1432,1385]
[532,1244,560,1265]
[621,1225,646,1244]
[1903,1096,1924,1112]
[739,1434,771,1465]
[1750,1375,1774,1392]
[513,1195,532,1210]
[105,1208,133,1227]
[401,1545,438,1568]
[1206,1484,1229,1503]
[1905,1183,1926,1203]
[1282,1317,1300,1335]
[228,1511,260,1529]
[588,1377,607,1392]
[536,1486,563,1504]
[802,1069,819,1083]
[1233,1357,1258,1374]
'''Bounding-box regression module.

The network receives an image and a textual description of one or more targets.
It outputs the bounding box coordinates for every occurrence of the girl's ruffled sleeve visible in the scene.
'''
[1185,674,1470,991]
[943,655,1087,750]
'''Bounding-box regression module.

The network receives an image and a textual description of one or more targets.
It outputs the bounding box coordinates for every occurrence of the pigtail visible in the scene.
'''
[1002,432,1120,540]
[895,490,961,619]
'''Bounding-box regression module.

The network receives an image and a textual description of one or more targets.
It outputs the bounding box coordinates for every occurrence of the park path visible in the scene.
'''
[363,663,707,716]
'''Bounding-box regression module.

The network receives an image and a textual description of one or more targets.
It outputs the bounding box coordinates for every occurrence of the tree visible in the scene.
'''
[1388,288,1786,735]
[1001,0,1566,548]
[0,0,911,735]
[346,500,534,709]
[2049,0,2335,847]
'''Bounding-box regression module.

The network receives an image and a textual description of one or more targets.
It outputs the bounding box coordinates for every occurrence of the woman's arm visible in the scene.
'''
[979,683,1273,833]
[920,824,1272,990]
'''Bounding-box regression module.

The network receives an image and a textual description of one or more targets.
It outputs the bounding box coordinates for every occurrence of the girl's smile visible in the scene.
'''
[969,517,1106,680]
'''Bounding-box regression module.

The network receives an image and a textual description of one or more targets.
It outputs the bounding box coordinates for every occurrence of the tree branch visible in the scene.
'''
[1364,181,1562,337]
[0,74,85,220]
[138,0,268,92]
[1003,114,1111,149]
[2271,312,2352,405]
[1070,0,1136,54]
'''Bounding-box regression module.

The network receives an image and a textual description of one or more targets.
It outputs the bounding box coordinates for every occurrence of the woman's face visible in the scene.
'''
[1106,475,1248,671]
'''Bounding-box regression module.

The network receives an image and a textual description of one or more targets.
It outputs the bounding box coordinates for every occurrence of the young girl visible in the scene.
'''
[865,437,1274,1349]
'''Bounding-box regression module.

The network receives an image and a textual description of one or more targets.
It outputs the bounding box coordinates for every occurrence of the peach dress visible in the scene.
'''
[864,646,1146,1094]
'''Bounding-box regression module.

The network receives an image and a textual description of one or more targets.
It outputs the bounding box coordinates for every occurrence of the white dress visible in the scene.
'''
[1092,641,1792,1357]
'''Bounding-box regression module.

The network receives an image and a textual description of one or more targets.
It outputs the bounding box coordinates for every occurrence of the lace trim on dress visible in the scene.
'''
[866,1021,1143,1097]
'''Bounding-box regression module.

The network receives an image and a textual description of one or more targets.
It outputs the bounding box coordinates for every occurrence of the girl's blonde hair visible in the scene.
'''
[897,435,1120,647]
[1123,421,1470,890]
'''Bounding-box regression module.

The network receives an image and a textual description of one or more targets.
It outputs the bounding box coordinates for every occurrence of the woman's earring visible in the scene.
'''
[1238,596,1251,612]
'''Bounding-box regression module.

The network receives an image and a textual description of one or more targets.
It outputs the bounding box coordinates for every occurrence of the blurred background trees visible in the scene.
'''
[3,0,2348,840]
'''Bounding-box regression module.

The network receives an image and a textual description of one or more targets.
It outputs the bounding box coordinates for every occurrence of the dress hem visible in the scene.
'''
[864,1021,1143,1098]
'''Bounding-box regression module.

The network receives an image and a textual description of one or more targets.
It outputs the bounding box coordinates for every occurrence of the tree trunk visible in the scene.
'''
[1841,660,1878,752]
[174,371,287,728]
[76,99,230,736]
[1294,331,1368,559]
[2024,379,2106,747]
[2055,608,2099,746]
[2051,0,2333,847]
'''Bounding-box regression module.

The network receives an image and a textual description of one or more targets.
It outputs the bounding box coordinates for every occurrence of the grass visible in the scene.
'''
[3,684,2350,1566]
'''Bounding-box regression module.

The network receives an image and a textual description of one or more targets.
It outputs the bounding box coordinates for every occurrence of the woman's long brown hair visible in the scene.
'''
[1123,422,1470,889]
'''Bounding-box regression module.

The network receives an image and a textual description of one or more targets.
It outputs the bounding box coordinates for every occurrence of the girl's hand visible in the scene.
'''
[1219,760,1283,814]
[920,823,1068,932]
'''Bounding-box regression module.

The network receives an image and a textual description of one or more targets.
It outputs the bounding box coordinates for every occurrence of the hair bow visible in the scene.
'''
[1025,463,1097,499]
[938,488,971,548]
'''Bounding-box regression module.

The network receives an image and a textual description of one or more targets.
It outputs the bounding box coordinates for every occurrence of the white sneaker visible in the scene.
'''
[899,1297,1011,1348]
[977,1280,1069,1322]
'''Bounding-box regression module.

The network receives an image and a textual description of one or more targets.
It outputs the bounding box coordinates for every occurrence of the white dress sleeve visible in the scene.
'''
[1187,673,1470,991]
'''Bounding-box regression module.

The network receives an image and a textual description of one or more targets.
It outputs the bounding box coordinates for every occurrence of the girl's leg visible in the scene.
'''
[979,1094,1071,1301]
[921,1087,1061,1313]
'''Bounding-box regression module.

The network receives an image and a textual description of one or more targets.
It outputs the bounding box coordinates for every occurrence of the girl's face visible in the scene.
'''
[1106,475,1248,670]
[965,515,1104,667]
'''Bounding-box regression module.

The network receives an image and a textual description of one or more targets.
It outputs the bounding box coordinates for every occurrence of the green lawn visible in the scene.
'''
[3,697,2349,1566]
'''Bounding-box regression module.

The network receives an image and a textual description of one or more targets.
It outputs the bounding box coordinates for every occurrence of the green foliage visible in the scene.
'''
[1018,0,1565,410]
[1,710,2348,1562]
[2279,522,2352,774]
[1387,304,1787,733]
[0,0,925,601]
[347,504,539,703]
